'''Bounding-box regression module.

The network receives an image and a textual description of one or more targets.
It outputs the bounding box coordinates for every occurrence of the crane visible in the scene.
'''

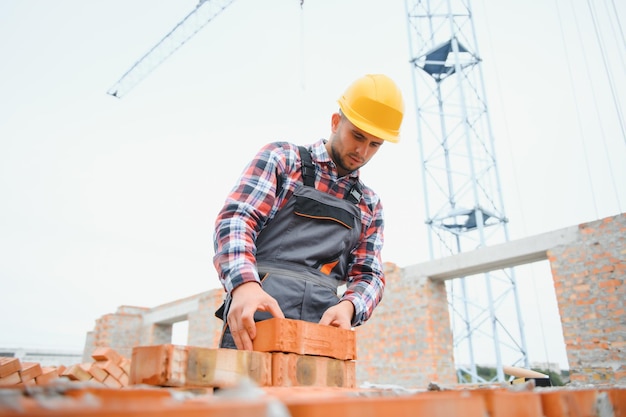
[106,0,236,98]
[107,0,305,98]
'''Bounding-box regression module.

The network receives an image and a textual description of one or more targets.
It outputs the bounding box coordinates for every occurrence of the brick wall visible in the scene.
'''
[187,291,224,347]
[84,308,147,361]
[548,213,626,384]
[84,294,225,362]
[84,213,625,386]
[356,262,456,386]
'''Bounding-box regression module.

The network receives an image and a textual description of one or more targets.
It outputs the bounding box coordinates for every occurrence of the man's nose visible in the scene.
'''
[355,143,367,155]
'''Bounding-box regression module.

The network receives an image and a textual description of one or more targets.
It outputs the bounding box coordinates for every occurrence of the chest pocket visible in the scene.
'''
[294,195,356,229]
[255,185,361,275]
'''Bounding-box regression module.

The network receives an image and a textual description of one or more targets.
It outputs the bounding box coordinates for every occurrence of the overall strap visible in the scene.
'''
[298,146,316,187]
[345,182,363,204]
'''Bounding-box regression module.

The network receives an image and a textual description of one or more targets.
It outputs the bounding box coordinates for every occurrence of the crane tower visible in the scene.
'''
[405,0,529,382]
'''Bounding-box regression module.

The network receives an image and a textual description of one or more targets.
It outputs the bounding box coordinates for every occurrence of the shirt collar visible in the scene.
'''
[309,138,361,180]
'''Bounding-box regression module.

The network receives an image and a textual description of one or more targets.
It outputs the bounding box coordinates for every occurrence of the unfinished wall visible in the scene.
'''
[83,293,224,363]
[548,214,626,384]
[84,213,625,386]
[356,263,456,386]
[83,306,147,362]
[187,290,224,347]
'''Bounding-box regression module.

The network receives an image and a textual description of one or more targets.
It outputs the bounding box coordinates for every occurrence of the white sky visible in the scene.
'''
[1,0,624,372]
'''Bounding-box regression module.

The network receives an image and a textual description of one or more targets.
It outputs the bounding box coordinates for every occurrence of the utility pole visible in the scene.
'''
[404,0,529,383]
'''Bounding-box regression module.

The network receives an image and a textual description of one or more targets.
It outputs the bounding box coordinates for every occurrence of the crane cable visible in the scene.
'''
[475,0,527,235]
[476,0,553,369]
[605,0,626,73]
[300,0,306,90]
[585,0,626,148]
[571,0,623,211]
[553,0,600,219]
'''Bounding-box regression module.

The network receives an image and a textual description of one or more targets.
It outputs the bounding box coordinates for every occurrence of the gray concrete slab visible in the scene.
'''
[404,225,579,281]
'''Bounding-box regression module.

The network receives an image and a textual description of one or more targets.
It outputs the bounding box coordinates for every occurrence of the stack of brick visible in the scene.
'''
[0,347,131,388]
[0,357,64,387]
[130,318,356,389]
[252,318,356,388]
[61,347,131,388]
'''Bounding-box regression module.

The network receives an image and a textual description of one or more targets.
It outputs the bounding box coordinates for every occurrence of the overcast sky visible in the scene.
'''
[1,0,624,371]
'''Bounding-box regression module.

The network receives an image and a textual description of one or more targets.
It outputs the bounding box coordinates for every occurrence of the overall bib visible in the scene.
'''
[218,146,363,348]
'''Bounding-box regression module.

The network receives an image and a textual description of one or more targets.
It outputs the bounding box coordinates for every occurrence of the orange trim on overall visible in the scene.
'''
[294,212,352,229]
[320,259,340,275]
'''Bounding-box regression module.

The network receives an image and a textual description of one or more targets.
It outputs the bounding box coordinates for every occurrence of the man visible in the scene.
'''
[213,74,404,350]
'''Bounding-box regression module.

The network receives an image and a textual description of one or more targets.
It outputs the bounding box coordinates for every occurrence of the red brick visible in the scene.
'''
[130,344,272,388]
[473,389,543,417]
[118,372,129,386]
[95,359,124,380]
[16,378,37,388]
[284,390,486,417]
[91,346,123,364]
[62,364,92,382]
[119,357,132,375]
[540,389,599,417]
[253,318,357,360]
[35,367,59,385]
[0,357,21,378]
[12,386,271,416]
[103,374,123,388]
[607,388,626,417]
[17,362,42,383]
[0,371,20,386]
[271,352,355,388]
[81,362,108,382]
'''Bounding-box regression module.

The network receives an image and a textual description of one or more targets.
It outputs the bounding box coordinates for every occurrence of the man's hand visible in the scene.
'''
[227,281,284,350]
[319,300,355,329]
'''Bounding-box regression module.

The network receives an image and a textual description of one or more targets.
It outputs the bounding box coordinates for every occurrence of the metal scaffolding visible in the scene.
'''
[404,0,529,382]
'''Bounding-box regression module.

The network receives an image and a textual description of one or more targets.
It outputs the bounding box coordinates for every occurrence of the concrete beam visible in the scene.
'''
[143,297,200,325]
[404,225,579,281]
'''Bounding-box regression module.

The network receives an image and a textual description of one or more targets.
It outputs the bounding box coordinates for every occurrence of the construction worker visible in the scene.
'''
[213,74,405,350]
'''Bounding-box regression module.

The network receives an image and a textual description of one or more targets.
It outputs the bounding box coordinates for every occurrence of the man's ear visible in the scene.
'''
[330,112,341,133]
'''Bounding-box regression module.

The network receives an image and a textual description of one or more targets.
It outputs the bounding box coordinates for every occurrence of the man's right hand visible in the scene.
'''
[227,281,284,350]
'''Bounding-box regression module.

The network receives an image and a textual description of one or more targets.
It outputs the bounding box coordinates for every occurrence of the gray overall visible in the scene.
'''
[217,146,363,348]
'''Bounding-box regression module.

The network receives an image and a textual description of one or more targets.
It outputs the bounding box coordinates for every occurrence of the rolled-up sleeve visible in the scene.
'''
[213,142,293,294]
[341,197,385,326]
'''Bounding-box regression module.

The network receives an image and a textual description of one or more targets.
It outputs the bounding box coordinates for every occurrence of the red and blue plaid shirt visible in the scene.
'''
[213,138,385,326]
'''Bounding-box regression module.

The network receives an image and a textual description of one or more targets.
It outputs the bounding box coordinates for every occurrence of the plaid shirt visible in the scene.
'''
[213,138,385,326]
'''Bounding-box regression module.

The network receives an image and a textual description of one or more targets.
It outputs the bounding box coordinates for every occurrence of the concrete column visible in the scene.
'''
[85,307,147,360]
[548,213,626,384]
[188,290,225,347]
[356,262,456,387]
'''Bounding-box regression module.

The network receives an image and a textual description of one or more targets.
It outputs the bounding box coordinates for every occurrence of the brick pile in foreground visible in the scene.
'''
[0,318,625,416]
[0,347,131,389]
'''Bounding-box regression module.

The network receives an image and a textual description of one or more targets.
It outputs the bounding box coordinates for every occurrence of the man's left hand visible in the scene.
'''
[319,300,354,329]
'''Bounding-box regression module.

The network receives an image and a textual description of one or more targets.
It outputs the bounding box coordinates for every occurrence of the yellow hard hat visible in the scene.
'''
[337,74,404,143]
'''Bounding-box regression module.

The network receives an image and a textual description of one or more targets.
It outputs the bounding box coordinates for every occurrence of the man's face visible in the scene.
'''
[326,113,384,177]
